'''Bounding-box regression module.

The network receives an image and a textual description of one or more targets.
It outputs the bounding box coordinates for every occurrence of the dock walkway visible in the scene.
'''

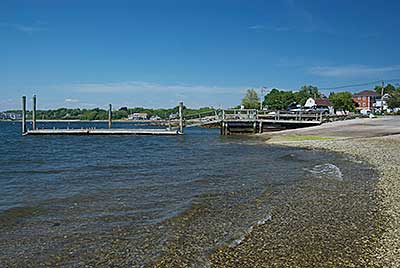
[21,96,184,136]
[24,128,180,136]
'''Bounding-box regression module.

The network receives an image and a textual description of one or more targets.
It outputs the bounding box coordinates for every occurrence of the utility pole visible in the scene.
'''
[381,80,385,114]
[260,87,268,110]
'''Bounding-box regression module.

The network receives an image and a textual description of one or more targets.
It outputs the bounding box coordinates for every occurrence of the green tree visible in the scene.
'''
[374,83,396,95]
[329,92,356,112]
[387,91,400,109]
[241,89,260,109]
[295,85,320,105]
[263,88,296,110]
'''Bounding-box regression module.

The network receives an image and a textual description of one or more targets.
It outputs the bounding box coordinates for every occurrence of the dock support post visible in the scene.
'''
[259,121,263,133]
[32,95,37,130]
[179,101,184,134]
[221,121,228,135]
[108,104,112,129]
[22,96,27,135]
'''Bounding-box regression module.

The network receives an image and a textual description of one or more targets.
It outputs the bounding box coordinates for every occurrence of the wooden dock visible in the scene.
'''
[182,109,355,135]
[20,95,354,136]
[24,128,180,136]
[21,96,183,136]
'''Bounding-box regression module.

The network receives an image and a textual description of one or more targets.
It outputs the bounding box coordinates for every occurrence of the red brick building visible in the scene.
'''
[352,90,380,112]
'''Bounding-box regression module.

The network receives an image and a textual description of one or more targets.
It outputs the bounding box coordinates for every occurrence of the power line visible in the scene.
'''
[319,78,400,91]
[320,80,382,91]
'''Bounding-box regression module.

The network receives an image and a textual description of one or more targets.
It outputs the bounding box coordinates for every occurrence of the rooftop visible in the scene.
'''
[353,90,380,97]
[315,99,333,107]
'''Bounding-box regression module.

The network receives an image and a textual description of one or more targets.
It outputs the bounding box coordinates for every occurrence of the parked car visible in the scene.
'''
[303,106,330,114]
[288,103,303,113]
[314,107,330,114]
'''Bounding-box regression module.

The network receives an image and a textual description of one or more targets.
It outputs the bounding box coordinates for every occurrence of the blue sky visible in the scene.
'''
[1,0,400,110]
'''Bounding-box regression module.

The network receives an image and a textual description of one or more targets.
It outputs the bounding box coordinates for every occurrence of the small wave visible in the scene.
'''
[231,214,272,247]
[306,163,343,181]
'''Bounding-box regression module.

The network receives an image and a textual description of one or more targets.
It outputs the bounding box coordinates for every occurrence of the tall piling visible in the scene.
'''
[108,104,112,129]
[178,101,184,134]
[21,96,27,135]
[220,110,225,135]
[32,95,37,130]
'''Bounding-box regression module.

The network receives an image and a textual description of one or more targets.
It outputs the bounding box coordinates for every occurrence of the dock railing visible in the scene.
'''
[218,109,326,122]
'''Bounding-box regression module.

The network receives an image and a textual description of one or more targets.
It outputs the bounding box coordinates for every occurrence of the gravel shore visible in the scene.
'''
[211,117,400,267]
[267,134,400,267]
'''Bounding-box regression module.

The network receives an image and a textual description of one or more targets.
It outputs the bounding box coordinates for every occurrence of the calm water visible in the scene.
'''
[0,121,375,267]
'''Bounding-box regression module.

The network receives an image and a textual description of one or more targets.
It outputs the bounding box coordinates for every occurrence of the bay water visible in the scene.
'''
[0,121,375,267]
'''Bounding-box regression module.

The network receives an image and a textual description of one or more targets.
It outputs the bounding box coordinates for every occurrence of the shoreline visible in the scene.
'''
[0,119,162,123]
[211,116,400,267]
[266,134,400,266]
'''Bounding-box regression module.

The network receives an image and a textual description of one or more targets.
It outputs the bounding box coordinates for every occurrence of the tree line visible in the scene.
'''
[5,106,215,120]
[240,84,400,112]
[5,84,400,120]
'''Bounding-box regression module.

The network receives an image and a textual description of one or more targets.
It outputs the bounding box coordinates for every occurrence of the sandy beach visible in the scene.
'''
[211,116,400,267]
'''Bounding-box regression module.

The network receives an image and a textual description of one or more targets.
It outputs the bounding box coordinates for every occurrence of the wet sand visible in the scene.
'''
[210,116,400,267]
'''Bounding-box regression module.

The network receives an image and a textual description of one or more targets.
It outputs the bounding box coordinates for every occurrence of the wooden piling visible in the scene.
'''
[108,104,112,129]
[178,101,184,134]
[32,95,37,130]
[221,121,227,135]
[22,96,27,135]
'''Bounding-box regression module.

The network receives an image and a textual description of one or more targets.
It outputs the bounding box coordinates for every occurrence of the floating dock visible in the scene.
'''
[24,128,180,136]
[21,96,184,136]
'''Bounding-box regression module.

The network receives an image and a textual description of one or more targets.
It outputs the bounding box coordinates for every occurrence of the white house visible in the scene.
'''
[128,113,148,120]
[373,93,390,112]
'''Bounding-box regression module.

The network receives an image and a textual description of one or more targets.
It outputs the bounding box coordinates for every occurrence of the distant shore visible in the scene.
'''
[211,116,400,267]
[0,119,166,123]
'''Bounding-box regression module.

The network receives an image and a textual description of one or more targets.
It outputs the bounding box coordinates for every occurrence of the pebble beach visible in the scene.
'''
[211,117,400,267]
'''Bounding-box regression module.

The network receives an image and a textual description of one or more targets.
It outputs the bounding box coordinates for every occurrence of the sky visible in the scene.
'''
[1,0,400,110]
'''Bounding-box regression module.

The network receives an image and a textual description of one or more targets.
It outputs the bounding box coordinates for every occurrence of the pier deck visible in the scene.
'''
[20,95,355,136]
[24,128,180,136]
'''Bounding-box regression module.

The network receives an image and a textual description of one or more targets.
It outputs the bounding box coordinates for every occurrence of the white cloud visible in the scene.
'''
[249,25,293,32]
[0,22,45,34]
[61,81,245,95]
[64,98,80,103]
[47,81,250,109]
[248,25,265,30]
[309,65,400,77]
